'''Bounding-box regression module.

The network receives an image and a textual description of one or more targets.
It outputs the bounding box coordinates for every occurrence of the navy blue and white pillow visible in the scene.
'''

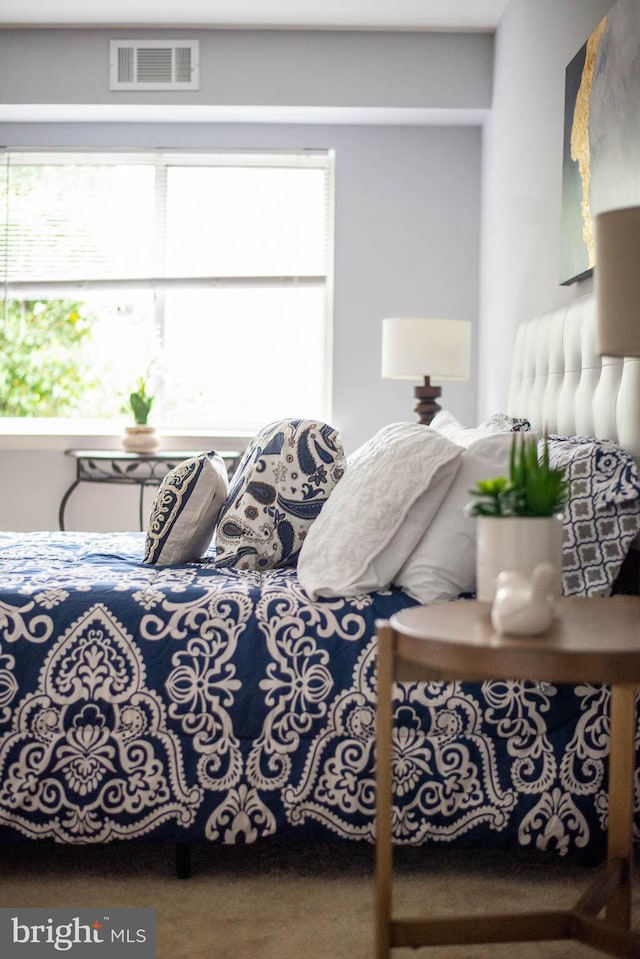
[546,435,640,596]
[144,451,229,566]
[215,418,346,570]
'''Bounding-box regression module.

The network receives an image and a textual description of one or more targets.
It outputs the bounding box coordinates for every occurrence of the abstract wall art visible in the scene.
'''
[560,0,640,286]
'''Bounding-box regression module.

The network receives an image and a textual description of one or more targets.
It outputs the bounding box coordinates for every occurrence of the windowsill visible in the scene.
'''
[0,419,254,453]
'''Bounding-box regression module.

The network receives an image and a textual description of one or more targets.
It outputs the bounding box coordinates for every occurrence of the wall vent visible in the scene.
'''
[110,40,199,91]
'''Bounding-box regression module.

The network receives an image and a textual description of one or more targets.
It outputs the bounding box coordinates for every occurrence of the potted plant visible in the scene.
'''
[122,376,161,453]
[468,434,568,601]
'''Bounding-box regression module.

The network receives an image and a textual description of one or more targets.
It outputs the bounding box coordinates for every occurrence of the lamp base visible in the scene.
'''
[414,376,442,426]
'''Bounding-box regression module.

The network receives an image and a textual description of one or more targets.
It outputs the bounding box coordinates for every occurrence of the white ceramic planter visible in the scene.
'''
[122,424,161,454]
[475,514,564,602]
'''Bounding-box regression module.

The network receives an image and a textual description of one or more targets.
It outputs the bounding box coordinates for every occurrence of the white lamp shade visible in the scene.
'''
[381,317,471,382]
[595,205,640,357]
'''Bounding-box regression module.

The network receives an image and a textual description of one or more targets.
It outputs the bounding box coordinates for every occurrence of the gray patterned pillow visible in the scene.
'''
[144,451,229,566]
[547,436,640,596]
[479,412,532,433]
[214,418,346,570]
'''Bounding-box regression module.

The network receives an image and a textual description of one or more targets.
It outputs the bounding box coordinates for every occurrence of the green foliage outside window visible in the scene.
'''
[0,299,98,417]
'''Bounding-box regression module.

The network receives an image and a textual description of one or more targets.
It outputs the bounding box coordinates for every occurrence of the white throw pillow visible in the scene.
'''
[394,432,514,603]
[297,422,462,599]
[430,409,480,441]
[431,409,532,441]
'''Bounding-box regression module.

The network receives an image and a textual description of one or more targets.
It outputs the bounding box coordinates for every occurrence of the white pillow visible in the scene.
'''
[394,432,514,603]
[431,409,502,444]
[430,409,475,439]
[297,422,462,599]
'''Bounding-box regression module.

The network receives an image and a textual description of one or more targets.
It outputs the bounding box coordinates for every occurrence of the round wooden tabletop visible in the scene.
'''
[389,595,640,685]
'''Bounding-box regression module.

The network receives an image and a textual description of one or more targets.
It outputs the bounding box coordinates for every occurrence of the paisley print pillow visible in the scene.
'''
[144,451,229,566]
[214,419,346,570]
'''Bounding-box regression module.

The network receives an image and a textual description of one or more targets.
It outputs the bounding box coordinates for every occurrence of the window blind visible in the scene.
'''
[0,149,331,297]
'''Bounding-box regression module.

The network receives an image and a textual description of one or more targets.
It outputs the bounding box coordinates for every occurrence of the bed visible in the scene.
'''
[1,292,639,876]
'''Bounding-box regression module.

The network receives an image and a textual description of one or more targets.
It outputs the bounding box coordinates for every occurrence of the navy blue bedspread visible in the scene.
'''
[0,532,632,856]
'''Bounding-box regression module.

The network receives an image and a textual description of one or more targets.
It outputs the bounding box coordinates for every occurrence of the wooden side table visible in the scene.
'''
[59,449,241,531]
[375,596,640,958]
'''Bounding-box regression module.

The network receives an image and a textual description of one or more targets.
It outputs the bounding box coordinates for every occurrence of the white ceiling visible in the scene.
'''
[0,0,510,31]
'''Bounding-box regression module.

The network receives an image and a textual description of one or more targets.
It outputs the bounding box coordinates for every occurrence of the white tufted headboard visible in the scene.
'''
[507,293,640,460]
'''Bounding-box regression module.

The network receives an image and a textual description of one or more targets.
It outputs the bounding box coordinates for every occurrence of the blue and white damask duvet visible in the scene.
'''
[0,531,634,857]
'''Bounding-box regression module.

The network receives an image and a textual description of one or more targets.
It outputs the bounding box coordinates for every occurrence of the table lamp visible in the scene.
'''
[381,316,471,425]
[595,205,640,357]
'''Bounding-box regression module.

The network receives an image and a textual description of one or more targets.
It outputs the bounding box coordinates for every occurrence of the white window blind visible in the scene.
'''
[0,149,334,431]
[0,149,331,295]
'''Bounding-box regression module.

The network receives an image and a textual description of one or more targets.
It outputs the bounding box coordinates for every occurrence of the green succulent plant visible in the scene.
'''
[468,434,568,517]
[129,376,154,425]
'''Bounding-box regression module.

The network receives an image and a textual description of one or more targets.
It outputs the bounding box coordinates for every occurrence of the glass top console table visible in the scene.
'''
[59,448,241,532]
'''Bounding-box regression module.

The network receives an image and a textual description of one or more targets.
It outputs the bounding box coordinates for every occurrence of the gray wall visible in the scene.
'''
[0,29,492,112]
[479,0,614,417]
[0,3,628,532]
[0,30,486,531]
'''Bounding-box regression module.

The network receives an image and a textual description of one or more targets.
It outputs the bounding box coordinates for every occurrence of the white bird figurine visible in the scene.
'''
[490,562,557,636]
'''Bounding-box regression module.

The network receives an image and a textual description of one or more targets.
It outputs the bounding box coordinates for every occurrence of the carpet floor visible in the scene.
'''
[0,840,638,958]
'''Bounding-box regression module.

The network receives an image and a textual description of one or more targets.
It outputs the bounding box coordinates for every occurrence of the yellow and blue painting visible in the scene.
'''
[560,0,640,285]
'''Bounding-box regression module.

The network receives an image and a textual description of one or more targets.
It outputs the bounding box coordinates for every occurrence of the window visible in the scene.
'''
[0,149,334,433]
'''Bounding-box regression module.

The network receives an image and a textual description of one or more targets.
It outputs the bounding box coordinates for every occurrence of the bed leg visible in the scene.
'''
[175,842,191,879]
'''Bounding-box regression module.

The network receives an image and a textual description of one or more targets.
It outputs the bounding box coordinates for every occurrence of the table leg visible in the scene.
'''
[58,480,80,531]
[376,621,395,959]
[605,683,636,928]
